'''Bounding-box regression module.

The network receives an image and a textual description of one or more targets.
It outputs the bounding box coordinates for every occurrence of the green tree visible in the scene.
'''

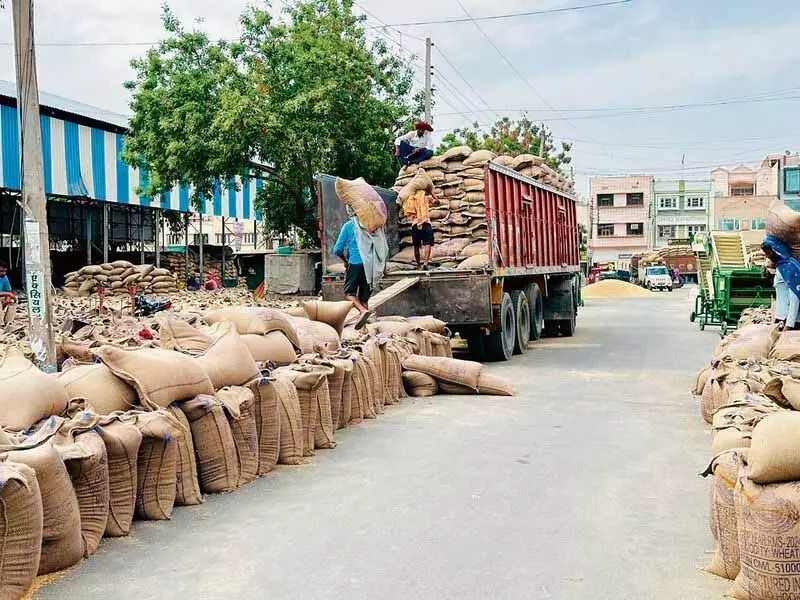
[123,0,418,245]
[438,117,572,175]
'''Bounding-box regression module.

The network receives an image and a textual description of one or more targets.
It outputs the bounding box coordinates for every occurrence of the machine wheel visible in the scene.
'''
[690,311,696,323]
[526,283,545,341]
[466,329,487,362]
[486,292,516,362]
[721,322,728,336]
[700,317,706,331]
[511,290,530,355]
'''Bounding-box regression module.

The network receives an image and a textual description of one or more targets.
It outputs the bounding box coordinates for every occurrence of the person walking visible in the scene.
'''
[395,121,434,167]
[763,236,800,330]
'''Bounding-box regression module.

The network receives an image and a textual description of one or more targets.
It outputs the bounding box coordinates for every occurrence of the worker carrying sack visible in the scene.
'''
[335,177,387,233]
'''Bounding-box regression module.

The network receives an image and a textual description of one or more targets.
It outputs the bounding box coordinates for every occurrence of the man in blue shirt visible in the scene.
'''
[333,218,373,329]
[0,266,11,294]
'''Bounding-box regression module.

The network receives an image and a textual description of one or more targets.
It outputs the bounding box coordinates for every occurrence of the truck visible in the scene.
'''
[316,162,581,362]
[641,265,673,291]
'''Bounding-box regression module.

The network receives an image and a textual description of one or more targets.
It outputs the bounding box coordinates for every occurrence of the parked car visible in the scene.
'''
[643,266,673,292]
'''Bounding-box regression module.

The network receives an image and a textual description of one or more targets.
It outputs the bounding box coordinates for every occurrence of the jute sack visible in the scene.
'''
[398,168,434,205]
[352,356,377,420]
[463,149,495,166]
[96,419,142,537]
[0,347,69,430]
[458,253,490,269]
[492,155,514,167]
[477,372,515,396]
[713,324,779,361]
[4,442,83,575]
[441,145,472,162]
[711,397,781,432]
[694,363,715,395]
[459,240,488,258]
[303,300,355,335]
[711,427,752,456]
[204,307,301,349]
[762,375,800,410]
[368,321,415,337]
[377,344,401,405]
[746,411,800,483]
[292,318,340,355]
[195,322,259,389]
[241,332,297,365]
[771,330,800,361]
[730,475,800,599]
[164,405,203,507]
[130,410,182,520]
[362,352,385,415]
[334,177,387,233]
[217,386,259,486]
[274,366,336,451]
[511,154,542,171]
[402,355,485,391]
[426,332,452,358]
[245,378,281,475]
[702,450,745,580]
[57,363,137,415]
[766,199,800,243]
[270,377,304,465]
[181,395,239,494]
[0,461,42,600]
[54,426,110,557]
[304,358,352,429]
[156,312,213,353]
[402,371,438,397]
[94,345,214,409]
[282,306,307,318]
[438,380,477,395]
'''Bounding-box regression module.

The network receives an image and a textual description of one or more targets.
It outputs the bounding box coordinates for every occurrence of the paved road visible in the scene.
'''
[37,288,729,600]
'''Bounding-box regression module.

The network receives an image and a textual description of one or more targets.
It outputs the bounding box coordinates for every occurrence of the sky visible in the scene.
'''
[1,0,798,197]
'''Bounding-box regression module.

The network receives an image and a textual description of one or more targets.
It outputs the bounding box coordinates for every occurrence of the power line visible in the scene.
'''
[433,47,501,121]
[369,0,632,27]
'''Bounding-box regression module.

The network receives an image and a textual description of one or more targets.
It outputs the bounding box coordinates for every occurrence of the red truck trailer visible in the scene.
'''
[317,163,581,361]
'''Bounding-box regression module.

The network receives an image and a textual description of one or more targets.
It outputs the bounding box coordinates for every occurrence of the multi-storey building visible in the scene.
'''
[711,156,780,232]
[588,175,653,264]
[652,179,712,248]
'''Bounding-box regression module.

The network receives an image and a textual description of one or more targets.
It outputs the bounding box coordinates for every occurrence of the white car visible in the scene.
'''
[643,266,673,292]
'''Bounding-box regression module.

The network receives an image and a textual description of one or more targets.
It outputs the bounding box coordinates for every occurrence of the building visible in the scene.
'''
[778,153,800,210]
[588,175,653,264]
[652,179,712,248]
[711,156,780,232]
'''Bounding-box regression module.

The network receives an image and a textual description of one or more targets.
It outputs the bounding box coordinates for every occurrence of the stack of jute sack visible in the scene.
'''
[692,318,800,596]
[0,298,512,599]
[386,147,573,274]
[160,251,237,287]
[63,261,179,297]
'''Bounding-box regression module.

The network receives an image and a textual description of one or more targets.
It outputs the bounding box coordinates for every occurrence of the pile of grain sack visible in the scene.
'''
[63,261,179,297]
[0,300,512,599]
[691,312,800,598]
[387,147,574,273]
[161,250,237,287]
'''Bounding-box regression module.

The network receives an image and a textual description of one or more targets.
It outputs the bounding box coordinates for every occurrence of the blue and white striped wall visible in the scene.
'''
[0,104,263,220]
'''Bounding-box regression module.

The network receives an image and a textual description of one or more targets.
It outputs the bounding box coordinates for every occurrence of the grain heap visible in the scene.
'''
[691,312,800,596]
[387,147,574,273]
[63,261,179,297]
[0,299,513,599]
[582,279,654,299]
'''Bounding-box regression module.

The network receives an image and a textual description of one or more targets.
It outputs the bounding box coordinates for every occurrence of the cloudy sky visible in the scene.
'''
[1,0,798,196]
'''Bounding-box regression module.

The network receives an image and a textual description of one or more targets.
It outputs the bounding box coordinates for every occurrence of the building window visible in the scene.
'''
[751,219,767,230]
[686,196,705,209]
[658,225,676,239]
[719,219,740,231]
[730,183,754,196]
[785,169,800,195]
[626,222,643,236]
[597,194,613,207]
[687,224,706,236]
[626,193,644,206]
[597,224,614,237]
[659,197,678,210]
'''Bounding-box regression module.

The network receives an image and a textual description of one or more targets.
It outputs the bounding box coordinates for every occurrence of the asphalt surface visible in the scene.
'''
[37,287,729,600]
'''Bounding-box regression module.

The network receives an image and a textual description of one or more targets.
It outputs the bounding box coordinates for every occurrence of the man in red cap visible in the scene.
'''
[395,121,434,166]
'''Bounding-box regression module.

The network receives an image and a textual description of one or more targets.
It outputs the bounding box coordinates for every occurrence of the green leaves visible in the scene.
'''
[124,0,417,242]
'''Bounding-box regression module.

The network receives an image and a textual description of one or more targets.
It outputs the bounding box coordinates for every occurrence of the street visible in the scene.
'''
[37,289,729,600]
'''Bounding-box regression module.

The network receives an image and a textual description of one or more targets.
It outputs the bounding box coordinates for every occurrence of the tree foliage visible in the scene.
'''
[438,117,573,175]
[123,0,419,244]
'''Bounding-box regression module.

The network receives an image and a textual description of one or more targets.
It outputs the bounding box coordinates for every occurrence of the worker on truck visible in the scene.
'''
[395,121,434,167]
[333,207,387,330]
[403,184,439,270]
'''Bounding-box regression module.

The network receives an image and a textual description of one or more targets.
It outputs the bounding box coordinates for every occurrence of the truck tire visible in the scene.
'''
[560,294,577,337]
[511,290,530,355]
[486,292,516,362]
[526,283,544,341]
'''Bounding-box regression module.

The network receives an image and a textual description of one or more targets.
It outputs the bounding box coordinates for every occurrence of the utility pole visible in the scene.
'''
[539,123,546,158]
[424,37,433,123]
[12,0,56,371]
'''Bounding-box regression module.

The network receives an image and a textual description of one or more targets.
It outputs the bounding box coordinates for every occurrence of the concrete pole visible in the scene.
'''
[221,216,225,285]
[424,37,432,123]
[102,202,108,263]
[12,0,55,370]
[154,209,160,267]
[85,209,91,265]
[199,216,204,282]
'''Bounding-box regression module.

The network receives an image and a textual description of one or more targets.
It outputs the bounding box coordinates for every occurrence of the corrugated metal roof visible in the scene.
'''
[0,79,130,129]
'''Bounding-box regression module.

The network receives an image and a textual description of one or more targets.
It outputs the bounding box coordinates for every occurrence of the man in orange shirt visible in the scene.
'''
[406,186,438,270]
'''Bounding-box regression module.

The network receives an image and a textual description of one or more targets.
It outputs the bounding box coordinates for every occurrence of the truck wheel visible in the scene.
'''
[486,292,516,361]
[559,310,576,337]
[526,283,544,341]
[511,290,530,355]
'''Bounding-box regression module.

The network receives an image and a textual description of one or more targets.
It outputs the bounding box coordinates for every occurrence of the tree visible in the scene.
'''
[123,0,418,245]
[438,117,572,175]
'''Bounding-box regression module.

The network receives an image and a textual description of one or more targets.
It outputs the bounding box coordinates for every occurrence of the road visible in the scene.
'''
[37,288,729,600]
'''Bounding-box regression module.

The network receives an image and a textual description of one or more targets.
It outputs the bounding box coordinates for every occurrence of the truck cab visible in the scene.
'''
[643,266,673,292]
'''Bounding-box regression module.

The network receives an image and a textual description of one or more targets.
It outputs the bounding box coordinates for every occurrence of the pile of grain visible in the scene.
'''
[63,262,179,297]
[387,148,574,273]
[582,279,654,299]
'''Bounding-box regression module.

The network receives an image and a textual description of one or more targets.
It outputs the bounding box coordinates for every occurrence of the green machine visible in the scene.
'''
[690,231,773,334]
